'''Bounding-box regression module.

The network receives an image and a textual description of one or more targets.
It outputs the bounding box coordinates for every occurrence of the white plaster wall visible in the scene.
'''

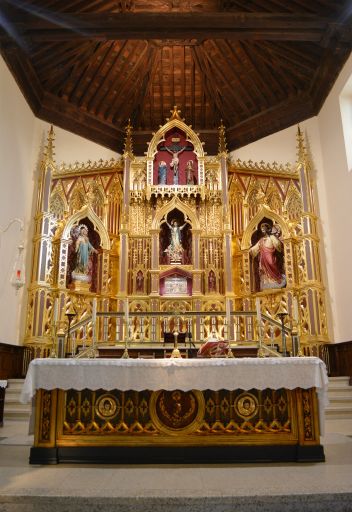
[33,121,118,166]
[233,55,352,343]
[0,56,118,345]
[318,54,352,343]
[0,57,38,346]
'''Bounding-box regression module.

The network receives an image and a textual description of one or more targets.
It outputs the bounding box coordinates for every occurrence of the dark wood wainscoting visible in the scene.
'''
[0,343,33,379]
[325,341,352,384]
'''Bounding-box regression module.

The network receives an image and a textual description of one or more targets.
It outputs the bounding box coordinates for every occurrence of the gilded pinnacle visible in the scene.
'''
[45,124,56,162]
[218,120,227,155]
[296,124,306,162]
[124,119,133,156]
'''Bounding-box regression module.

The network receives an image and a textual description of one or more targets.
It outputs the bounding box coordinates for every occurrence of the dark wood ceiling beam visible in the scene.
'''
[88,39,128,114]
[85,41,127,112]
[108,41,150,122]
[309,45,350,111]
[267,44,320,77]
[247,41,300,95]
[9,13,335,42]
[237,41,277,106]
[251,43,308,96]
[171,46,175,108]
[60,44,101,100]
[116,47,158,125]
[218,40,257,112]
[134,49,160,127]
[191,49,207,128]
[231,42,270,111]
[272,41,321,66]
[181,46,185,116]
[77,41,114,107]
[191,46,226,125]
[0,46,43,113]
[159,48,165,122]
[226,95,316,149]
[38,90,124,152]
[201,42,249,117]
[190,55,195,125]
[33,41,90,73]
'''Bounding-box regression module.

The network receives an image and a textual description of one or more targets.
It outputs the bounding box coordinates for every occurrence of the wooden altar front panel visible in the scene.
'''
[31,386,324,464]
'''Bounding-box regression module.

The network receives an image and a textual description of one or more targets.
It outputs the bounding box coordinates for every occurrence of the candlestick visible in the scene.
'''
[226,298,231,326]
[53,298,59,324]
[92,298,97,323]
[255,297,262,325]
[171,330,181,358]
[125,298,129,328]
[121,298,130,358]
[293,296,299,323]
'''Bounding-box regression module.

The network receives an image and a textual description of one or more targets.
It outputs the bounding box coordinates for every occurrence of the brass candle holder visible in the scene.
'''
[171,330,181,358]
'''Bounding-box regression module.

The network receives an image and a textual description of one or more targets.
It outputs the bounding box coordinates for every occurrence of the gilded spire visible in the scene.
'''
[44,125,56,162]
[218,120,227,155]
[123,119,133,157]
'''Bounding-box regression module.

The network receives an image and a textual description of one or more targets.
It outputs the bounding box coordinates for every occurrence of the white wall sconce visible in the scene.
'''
[0,218,25,293]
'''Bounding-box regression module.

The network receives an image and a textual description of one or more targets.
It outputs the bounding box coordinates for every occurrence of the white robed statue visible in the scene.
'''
[164,219,187,262]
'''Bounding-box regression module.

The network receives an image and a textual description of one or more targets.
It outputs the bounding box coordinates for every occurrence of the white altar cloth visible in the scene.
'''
[20,357,328,409]
[0,381,7,389]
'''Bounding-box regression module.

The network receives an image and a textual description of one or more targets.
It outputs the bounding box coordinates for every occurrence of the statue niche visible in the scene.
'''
[249,217,286,293]
[66,217,101,293]
[159,210,192,265]
[154,128,198,186]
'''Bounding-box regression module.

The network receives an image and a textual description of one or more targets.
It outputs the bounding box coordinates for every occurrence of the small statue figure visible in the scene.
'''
[158,160,167,185]
[164,219,187,262]
[249,222,286,291]
[165,146,186,185]
[136,270,144,292]
[185,160,195,185]
[208,270,216,293]
[73,224,98,275]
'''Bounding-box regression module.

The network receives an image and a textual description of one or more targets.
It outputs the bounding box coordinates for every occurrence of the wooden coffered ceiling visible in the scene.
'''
[0,1,351,155]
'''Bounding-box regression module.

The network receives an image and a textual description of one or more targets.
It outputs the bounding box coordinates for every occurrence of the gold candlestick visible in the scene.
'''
[49,322,58,358]
[121,318,130,359]
[171,330,181,358]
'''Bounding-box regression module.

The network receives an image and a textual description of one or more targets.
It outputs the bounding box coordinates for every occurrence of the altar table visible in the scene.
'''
[21,357,328,464]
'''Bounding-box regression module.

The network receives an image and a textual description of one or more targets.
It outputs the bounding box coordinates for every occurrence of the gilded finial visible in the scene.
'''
[124,119,133,157]
[218,120,227,155]
[45,124,56,162]
[168,105,182,121]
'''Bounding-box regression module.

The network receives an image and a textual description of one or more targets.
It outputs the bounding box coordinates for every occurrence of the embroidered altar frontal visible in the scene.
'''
[32,386,323,464]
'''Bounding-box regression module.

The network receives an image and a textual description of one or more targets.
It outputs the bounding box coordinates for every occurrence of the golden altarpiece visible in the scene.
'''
[24,108,329,357]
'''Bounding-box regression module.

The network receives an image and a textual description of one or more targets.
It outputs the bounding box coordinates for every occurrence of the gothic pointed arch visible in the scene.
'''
[63,204,111,250]
[152,196,200,231]
[285,182,303,222]
[145,107,205,187]
[241,206,290,250]
[146,108,205,160]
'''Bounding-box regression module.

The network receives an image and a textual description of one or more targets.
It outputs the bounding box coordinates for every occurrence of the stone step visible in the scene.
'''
[3,407,32,421]
[325,406,352,419]
[328,390,352,400]
[327,376,351,387]
[328,397,352,406]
